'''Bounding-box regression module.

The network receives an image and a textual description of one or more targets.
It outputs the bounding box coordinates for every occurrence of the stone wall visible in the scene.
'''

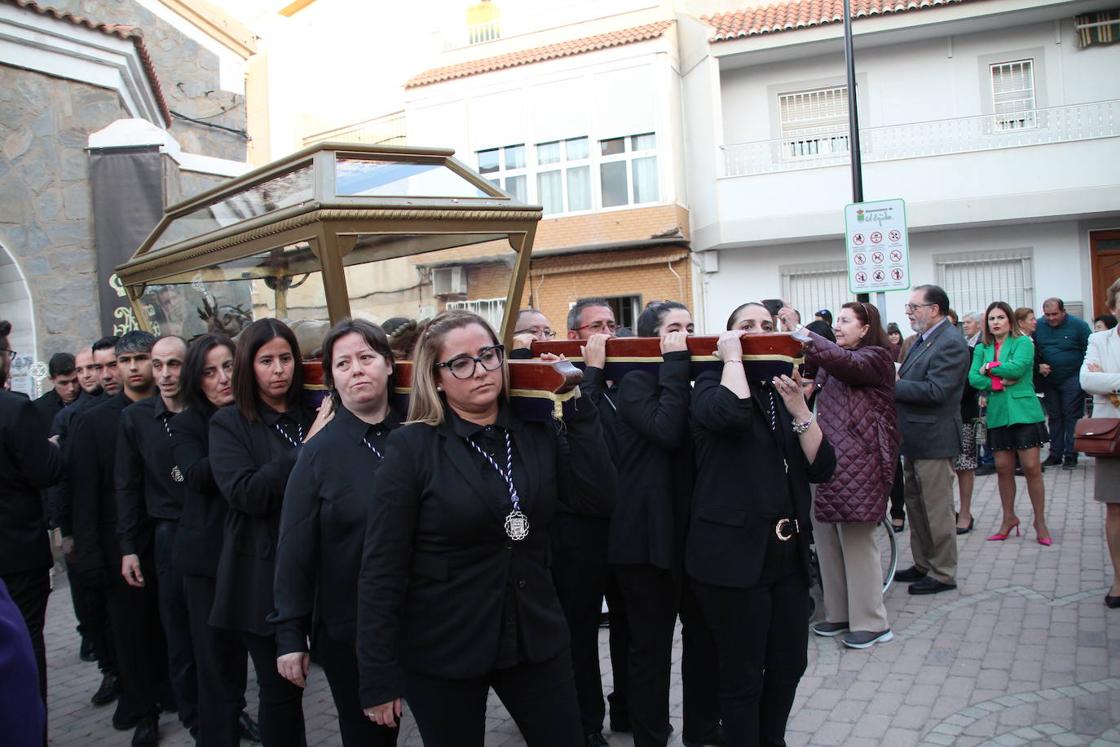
[0,66,128,360]
[48,0,248,163]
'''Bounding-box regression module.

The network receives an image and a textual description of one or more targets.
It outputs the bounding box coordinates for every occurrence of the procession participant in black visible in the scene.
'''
[171,334,259,746]
[209,319,324,747]
[71,331,169,745]
[561,299,631,745]
[606,301,722,747]
[116,335,199,734]
[358,310,617,747]
[54,337,120,706]
[0,319,62,729]
[272,319,401,746]
[687,303,836,747]
[33,352,80,432]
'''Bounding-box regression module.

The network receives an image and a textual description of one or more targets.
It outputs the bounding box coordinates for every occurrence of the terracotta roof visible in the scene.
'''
[406,20,674,89]
[3,0,171,125]
[704,0,981,42]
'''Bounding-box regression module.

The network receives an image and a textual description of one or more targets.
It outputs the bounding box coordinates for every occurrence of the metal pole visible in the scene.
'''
[844,0,871,304]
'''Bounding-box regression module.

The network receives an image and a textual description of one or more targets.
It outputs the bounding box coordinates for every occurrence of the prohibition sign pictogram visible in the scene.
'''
[890,249,903,262]
[870,231,883,244]
[853,254,866,265]
[891,268,905,281]
[871,251,885,264]
[872,269,885,282]
[852,233,865,246]
[888,229,902,242]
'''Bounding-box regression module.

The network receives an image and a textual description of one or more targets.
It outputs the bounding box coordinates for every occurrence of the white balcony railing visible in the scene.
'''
[721,99,1120,177]
[303,111,407,148]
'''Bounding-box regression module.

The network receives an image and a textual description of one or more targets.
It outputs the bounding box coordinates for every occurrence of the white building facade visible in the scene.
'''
[681,0,1120,328]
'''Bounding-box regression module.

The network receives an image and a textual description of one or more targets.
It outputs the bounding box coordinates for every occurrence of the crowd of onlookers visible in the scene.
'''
[0,275,1118,747]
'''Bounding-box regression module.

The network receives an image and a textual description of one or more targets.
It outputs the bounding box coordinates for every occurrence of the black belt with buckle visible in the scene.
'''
[774,518,800,542]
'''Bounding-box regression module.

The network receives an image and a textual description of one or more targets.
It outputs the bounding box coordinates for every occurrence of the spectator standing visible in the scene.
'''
[1094,314,1118,332]
[1080,277,1120,609]
[1034,297,1092,469]
[893,285,970,595]
[886,323,904,362]
[802,302,900,649]
[969,302,1051,545]
[955,312,984,533]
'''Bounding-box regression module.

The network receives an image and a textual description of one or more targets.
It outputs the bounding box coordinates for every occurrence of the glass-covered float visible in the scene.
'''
[116,142,802,418]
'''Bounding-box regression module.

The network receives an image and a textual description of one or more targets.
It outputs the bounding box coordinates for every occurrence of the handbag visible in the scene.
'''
[1074,418,1120,457]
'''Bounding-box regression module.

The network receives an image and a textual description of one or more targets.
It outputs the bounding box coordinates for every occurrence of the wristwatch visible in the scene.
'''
[792,414,815,434]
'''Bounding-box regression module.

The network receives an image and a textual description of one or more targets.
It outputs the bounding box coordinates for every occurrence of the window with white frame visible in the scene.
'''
[477,144,527,202]
[446,297,506,330]
[535,137,591,215]
[778,87,850,159]
[779,262,854,319]
[990,60,1036,131]
[935,249,1034,314]
[598,133,659,208]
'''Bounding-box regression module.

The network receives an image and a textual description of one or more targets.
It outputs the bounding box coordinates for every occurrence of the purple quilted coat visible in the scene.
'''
[805,332,901,523]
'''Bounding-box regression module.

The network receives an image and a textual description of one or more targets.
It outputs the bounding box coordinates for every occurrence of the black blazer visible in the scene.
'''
[686,372,836,589]
[170,406,226,579]
[608,351,692,569]
[0,391,62,576]
[356,398,616,707]
[209,402,312,636]
[271,406,401,656]
[70,394,135,578]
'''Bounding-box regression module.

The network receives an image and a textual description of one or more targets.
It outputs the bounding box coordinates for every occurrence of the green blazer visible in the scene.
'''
[968,335,1045,428]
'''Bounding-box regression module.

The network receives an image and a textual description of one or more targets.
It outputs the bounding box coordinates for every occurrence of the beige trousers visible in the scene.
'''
[812,515,890,632]
[903,457,958,584]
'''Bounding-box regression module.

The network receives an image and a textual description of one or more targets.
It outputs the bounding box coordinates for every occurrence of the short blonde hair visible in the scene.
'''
[407,310,510,426]
[1108,277,1120,314]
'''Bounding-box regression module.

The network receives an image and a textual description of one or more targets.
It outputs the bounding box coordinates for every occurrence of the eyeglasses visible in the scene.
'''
[904,303,935,312]
[2,349,15,360]
[572,321,618,333]
[437,345,505,380]
[514,327,556,340]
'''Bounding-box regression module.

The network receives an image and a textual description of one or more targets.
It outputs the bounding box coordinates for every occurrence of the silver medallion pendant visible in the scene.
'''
[504,509,530,541]
[171,466,184,483]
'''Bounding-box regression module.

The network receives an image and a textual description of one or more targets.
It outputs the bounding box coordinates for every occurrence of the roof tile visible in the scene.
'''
[406,20,673,89]
[3,0,171,125]
[704,0,981,42]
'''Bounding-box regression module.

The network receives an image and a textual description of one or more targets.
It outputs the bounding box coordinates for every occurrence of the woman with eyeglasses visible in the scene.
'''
[357,310,616,746]
[687,302,836,747]
[801,302,900,650]
[270,319,401,746]
[208,319,329,746]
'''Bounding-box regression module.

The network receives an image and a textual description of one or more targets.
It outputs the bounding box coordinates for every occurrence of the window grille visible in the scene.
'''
[446,297,507,330]
[990,60,1036,130]
[778,87,850,159]
[935,249,1034,314]
[780,262,854,318]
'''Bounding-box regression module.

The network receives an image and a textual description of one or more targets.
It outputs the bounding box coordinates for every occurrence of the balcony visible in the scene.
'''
[721,99,1120,177]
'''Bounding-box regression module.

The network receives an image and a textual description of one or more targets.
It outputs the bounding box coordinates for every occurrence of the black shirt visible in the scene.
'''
[116,396,186,555]
[33,388,70,434]
[170,405,226,578]
[49,390,102,534]
[272,405,400,656]
[0,390,62,575]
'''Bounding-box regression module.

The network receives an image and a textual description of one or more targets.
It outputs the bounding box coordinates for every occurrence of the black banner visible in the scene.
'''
[89,147,164,336]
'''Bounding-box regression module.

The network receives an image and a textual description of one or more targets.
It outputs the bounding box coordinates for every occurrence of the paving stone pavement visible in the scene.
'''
[43,461,1120,745]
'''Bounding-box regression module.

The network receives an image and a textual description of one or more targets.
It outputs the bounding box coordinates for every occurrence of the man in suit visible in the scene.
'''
[893,285,970,595]
[33,352,81,431]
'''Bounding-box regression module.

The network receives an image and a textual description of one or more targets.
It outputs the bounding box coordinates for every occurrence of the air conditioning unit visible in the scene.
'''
[432,266,467,298]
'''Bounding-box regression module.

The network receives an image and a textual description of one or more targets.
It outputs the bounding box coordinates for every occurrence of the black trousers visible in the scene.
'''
[315,631,399,746]
[241,630,306,747]
[679,577,723,743]
[153,521,197,728]
[3,569,50,711]
[550,513,629,735]
[107,553,168,724]
[183,575,247,747]
[613,564,678,746]
[404,651,582,747]
[692,537,809,747]
[65,559,113,671]
[889,455,905,521]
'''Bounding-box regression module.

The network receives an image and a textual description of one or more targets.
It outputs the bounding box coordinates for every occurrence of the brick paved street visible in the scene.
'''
[44,462,1120,746]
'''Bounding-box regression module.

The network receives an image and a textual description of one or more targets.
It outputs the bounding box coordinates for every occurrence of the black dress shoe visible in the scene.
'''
[1043,455,1062,467]
[585,733,609,747]
[92,672,120,706]
[113,707,141,731]
[909,577,957,595]
[131,714,159,747]
[239,711,261,743]
[894,566,927,583]
[1106,595,1120,609]
[684,724,726,746]
[79,636,98,662]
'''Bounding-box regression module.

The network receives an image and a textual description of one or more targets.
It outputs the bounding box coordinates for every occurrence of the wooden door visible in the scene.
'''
[1090,230,1120,317]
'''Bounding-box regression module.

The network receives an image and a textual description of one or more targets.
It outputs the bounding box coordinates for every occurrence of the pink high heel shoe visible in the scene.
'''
[987,521,1021,541]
